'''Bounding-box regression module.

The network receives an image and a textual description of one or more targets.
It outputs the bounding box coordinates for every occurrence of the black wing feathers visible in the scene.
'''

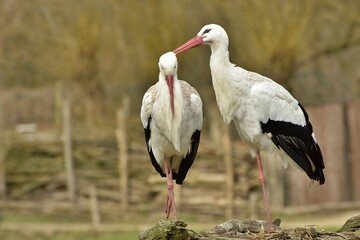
[298,103,325,181]
[261,103,325,184]
[144,117,166,178]
[175,130,201,185]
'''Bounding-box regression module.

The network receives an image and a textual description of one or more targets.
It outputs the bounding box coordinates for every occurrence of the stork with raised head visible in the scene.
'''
[140,52,203,219]
[174,24,325,230]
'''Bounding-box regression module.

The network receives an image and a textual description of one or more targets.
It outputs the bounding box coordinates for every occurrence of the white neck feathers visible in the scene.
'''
[156,78,184,151]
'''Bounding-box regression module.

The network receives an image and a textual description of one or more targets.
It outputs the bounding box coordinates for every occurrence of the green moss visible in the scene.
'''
[138,220,193,240]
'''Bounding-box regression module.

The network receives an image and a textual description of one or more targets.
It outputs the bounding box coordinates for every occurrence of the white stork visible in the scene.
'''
[174,24,325,230]
[140,52,203,219]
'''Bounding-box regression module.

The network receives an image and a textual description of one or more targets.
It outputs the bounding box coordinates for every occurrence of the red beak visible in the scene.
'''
[165,75,175,117]
[174,36,204,55]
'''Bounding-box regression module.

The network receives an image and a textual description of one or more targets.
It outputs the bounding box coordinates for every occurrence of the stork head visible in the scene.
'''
[159,52,178,117]
[174,24,229,54]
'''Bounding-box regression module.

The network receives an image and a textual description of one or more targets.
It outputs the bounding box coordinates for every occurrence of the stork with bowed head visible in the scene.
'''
[174,24,325,230]
[140,52,203,219]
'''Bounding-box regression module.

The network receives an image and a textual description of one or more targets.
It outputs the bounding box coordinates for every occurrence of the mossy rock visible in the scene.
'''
[337,215,360,233]
[139,220,194,240]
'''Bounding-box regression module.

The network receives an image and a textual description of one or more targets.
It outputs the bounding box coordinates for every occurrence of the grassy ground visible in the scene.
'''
[0,209,357,240]
[0,231,139,240]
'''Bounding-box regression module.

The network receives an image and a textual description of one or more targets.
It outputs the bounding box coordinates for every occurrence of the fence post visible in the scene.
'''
[262,153,285,212]
[249,191,258,220]
[222,123,234,219]
[0,146,7,199]
[89,185,101,228]
[174,184,182,210]
[209,108,221,142]
[347,100,360,201]
[62,97,77,205]
[116,97,130,210]
[54,81,63,128]
[0,106,6,199]
[342,102,353,201]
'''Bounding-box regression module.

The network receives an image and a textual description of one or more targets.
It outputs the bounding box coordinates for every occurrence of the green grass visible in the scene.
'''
[2,212,89,224]
[0,211,139,240]
[0,231,139,240]
[2,209,356,240]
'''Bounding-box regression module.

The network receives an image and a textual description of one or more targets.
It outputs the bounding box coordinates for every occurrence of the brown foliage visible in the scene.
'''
[0,0,359,123]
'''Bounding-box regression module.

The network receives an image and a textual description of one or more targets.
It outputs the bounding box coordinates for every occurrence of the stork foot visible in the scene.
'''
[165,181,177,219]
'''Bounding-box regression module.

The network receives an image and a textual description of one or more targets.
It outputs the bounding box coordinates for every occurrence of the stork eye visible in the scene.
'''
[203,29,211,34]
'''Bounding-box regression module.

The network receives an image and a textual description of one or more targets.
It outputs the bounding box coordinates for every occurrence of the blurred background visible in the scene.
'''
[0,0,359,239]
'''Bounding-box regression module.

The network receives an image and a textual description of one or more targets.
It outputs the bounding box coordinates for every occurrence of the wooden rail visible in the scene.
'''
[0,100,359,223]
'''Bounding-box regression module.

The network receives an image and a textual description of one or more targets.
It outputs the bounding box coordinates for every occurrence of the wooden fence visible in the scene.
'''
[0,125,255,222]
[0,91,359,222]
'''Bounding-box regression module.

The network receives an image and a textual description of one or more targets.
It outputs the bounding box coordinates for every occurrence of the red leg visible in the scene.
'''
[164,159,171,218]
[169,159,177,219]
[256,152,273,232]
[163,158,177,220]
